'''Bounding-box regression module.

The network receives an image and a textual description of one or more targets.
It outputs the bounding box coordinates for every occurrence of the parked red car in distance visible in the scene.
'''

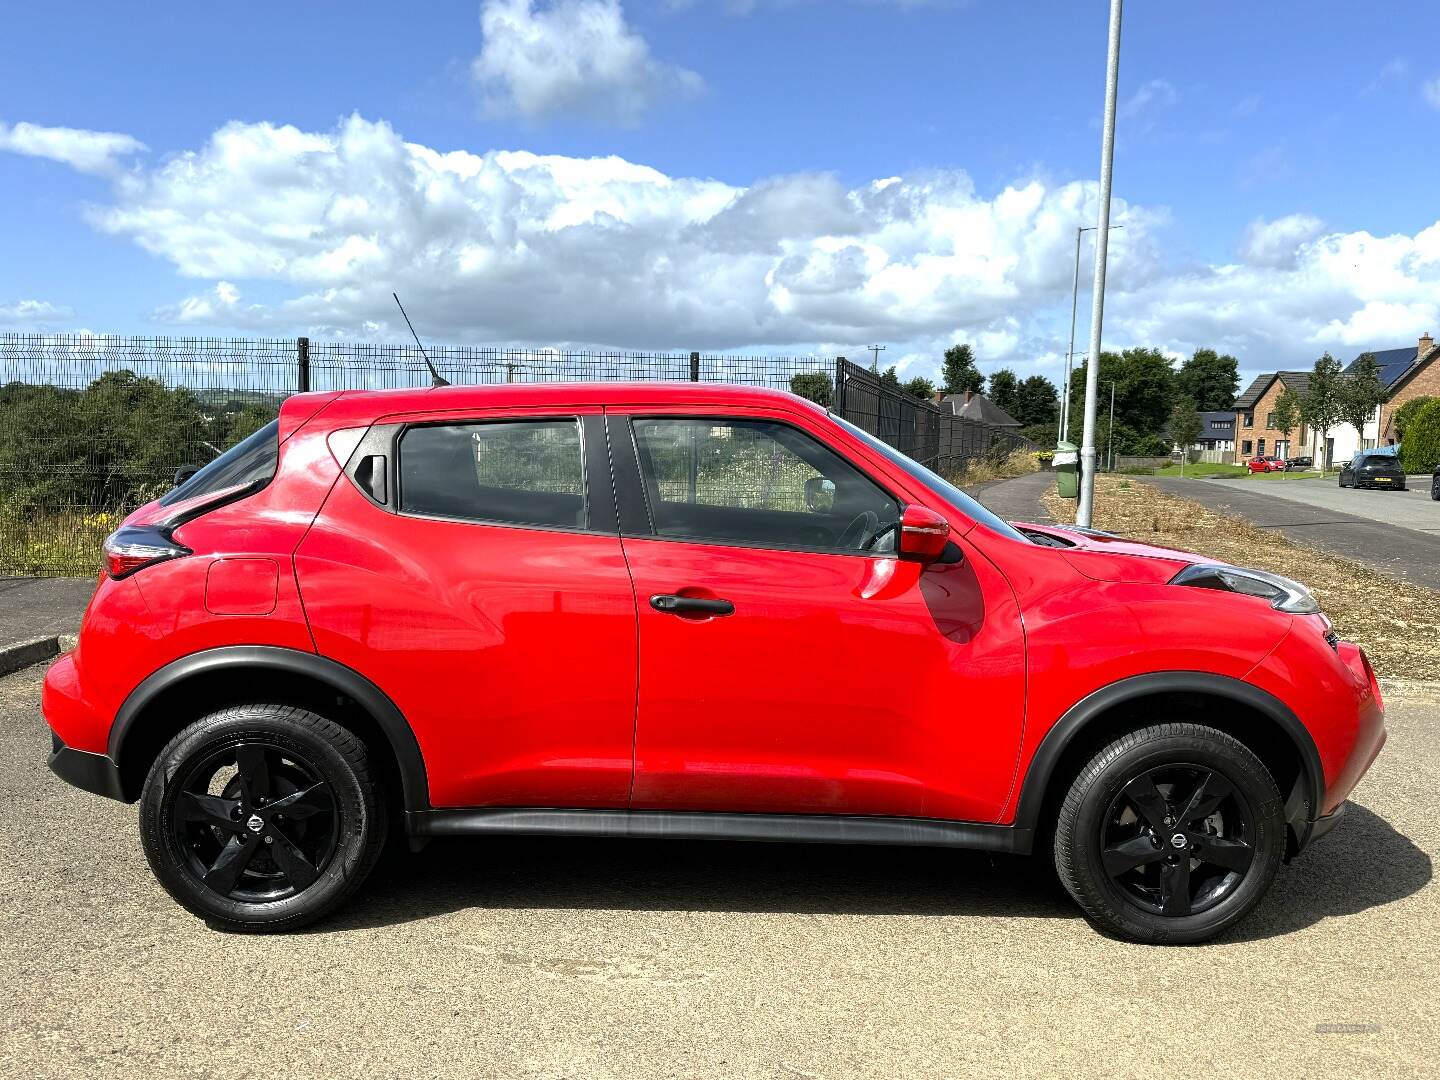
[1247,456,1287,473]
[43,381,1386,943]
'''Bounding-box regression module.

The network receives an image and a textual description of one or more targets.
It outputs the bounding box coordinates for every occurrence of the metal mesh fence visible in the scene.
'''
[0,334,1029,576]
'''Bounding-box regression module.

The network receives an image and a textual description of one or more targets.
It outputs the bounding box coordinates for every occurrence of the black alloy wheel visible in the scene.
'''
[140,704,387,932]
[1054,723,1285,944]
[1099,765,1254,917]
[1431,475,1440,501]
[171,740,337,903]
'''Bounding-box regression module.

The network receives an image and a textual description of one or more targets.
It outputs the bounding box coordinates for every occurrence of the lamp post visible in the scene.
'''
[1107,380,1116,472]
[1060,224,1122,443]
[1076,0,1124,528]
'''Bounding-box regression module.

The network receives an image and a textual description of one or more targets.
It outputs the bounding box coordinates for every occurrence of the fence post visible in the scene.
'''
[690,351,700,382]
[834,357,846,415]
[297,337,310,393]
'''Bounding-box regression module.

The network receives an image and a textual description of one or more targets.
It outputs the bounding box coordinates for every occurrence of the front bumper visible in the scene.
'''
[47,733,127,802]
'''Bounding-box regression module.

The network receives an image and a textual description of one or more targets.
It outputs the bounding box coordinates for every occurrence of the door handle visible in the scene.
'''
[650,594,735,616]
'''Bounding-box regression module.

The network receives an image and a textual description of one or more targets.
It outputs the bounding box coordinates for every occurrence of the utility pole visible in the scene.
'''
[1077,0,1124,528]
[867,344,886,370]
[1061,224,1121,443]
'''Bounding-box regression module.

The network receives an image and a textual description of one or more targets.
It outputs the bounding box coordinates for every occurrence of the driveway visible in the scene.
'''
[1148,476,1440,591]
[1,661,1435,1078]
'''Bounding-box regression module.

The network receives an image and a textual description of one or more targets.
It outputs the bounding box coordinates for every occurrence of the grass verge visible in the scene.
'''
[1041,474,1440,680]
[948,449,1043,487]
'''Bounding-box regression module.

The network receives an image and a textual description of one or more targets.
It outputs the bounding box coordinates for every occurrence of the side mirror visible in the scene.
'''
[897,504,951,564]
[174,464,200,487]
[804,476,836,512]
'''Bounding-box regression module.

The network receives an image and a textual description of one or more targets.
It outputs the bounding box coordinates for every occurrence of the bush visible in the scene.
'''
[1393,395,1438,441]
[789,371,833,407]
[1399,398,1440,474]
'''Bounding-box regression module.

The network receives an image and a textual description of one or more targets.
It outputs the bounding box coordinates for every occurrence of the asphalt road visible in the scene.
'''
[1148,476,1440,591]
[2,663,1437,1079]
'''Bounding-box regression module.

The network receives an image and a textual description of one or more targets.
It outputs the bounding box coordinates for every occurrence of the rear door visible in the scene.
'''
[295,406,638,810]
[608,405,1026,823]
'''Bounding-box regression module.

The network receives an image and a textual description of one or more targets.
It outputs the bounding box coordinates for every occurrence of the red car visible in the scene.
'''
[43,383,1385,943]
[1247,456,1287,473]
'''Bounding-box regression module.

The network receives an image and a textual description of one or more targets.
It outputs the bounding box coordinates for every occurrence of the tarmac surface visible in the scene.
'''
[1147,476,1440,591]
[1,662,1436,1079]
[0,576,94,647]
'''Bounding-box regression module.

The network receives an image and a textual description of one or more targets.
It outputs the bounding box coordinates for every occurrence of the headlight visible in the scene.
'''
[1169,563,1320,614]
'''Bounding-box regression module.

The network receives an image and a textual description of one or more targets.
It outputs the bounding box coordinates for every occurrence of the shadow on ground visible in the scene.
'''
[326,801,1429,940]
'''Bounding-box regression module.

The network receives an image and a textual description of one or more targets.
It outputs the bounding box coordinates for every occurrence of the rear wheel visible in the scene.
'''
[1054,723,1284,944]
[1431,475,1440,501]
[139,704,387,932]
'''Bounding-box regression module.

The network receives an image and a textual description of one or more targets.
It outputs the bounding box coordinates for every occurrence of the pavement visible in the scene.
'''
[1,660,1435,1079]
[967,469,1055,524]
[1147,476,1440,591]
[0,577,94,646]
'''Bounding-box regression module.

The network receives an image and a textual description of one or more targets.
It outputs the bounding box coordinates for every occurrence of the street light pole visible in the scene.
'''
[1061,224,1122,444]
[1107,380,1116,472]
[1076,0,1124,528]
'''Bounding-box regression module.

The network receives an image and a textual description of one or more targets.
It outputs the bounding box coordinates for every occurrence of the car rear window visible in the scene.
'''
[398,419,587,530]
[158,419,280,507]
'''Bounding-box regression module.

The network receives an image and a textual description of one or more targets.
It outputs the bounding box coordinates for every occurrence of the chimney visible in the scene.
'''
[964,389,974,405]
[1420,332,1434,360]
[932,391,945,406]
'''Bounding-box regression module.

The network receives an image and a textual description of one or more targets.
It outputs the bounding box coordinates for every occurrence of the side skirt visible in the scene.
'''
[406,807,1033,855]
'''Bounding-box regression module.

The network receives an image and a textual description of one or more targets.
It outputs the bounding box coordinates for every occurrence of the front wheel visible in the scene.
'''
[1431,477,1440,501]
[139,704,387,932]
[1053,723,1284,944]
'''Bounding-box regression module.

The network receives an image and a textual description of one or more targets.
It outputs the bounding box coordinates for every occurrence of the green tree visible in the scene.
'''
[1176,348,1240,411]
[1013,375,1059,426]
[1167,396,1203,475]
[903,375,936,401]
[879,366,901,391]
[789,371,833,407]
[940,344,983,395]
[986,368,1020,416]
[1338,353,1390,448]
[1272,388,1303,452]
[1399,399,1440,474]
[1393,395,1438,441]
[1300,354,1345,469]
[1067,346,1177,443]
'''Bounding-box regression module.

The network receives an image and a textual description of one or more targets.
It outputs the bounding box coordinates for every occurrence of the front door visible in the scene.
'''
[609,408,1026,824]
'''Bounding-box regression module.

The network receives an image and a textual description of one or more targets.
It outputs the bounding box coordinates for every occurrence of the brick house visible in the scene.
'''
[1360,333,1440,443]
[1232,370,1312,463]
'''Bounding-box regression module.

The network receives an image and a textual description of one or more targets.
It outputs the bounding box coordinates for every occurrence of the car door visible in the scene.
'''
[608,405,1026,824]
[295,407,639,810]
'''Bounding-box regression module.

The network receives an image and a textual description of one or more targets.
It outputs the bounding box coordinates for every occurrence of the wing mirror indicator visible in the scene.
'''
[897,504,950,564]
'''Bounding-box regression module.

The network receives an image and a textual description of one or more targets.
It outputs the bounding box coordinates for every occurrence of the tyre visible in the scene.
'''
[139,704,387,932]
[1053,723,1284,944]
[1432,476,1440,501]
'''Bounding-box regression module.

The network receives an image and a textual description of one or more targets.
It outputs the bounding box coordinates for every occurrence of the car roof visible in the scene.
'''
[286,381,827,426]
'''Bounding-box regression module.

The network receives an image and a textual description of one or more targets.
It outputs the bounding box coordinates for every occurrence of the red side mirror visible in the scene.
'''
[897,504,950,564]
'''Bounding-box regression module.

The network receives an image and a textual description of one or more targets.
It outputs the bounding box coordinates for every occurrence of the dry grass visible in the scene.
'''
[948,448,1043,488]
[1041,475,1440,680]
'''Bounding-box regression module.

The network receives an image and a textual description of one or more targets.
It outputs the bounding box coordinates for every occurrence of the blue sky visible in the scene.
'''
[3,0,1439,388]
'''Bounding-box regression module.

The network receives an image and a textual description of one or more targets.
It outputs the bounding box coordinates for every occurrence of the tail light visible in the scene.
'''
[103,524,191,579]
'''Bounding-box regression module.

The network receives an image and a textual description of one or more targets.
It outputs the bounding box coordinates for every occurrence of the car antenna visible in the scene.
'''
[392,292,450,387]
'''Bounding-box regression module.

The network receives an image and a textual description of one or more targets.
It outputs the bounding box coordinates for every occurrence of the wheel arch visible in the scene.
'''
[109,646,429,812]
[1013,672,1323,854]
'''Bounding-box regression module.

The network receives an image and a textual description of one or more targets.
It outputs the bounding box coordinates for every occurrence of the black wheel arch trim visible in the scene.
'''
[1011,671,1324,842]
[109,645,430,811]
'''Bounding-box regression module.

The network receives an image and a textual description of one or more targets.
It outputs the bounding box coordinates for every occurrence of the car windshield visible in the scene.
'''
[830,414,1032,544]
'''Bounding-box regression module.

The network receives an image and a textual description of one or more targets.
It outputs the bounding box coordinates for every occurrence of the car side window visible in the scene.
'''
[399,419,587,530]
[629,417,900,554]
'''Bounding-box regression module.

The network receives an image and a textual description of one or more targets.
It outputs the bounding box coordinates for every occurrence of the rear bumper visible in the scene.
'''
[1291,802,1347,856]
[47,733,127,802]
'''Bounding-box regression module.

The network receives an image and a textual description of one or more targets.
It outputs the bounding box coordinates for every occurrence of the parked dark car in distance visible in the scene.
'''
[1338,452,1407,491]
[1431,464,1439,501]
[1284,456,1314,470]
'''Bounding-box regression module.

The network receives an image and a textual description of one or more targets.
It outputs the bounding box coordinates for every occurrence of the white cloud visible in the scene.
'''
[1423,75,1440,111]
[1363,57,1409,96]
[472,0,701,124]
[1237,214,1324,269]
[0,120,146,175]
[0,298,73,324]
[1118,78,1178,123]
[20,111,1440,382]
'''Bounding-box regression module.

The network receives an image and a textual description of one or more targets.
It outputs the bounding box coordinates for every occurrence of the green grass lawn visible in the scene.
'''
[1138,463,1327,480]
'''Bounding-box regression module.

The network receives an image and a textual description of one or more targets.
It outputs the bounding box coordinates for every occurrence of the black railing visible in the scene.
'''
[1,334,1032,575]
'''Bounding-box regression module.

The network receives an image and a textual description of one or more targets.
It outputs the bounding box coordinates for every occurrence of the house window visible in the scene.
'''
[1257,439,1266,455]
[1242,412,1253,428]
[1242,440,1252,455]
[1266,412,1276,428]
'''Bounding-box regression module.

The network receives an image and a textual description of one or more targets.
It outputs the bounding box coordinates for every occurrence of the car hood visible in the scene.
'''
[1013,521,1199,584]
